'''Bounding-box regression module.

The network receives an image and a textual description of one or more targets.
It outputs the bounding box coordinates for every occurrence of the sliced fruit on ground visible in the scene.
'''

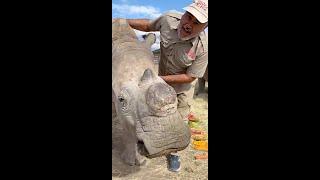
[192,140,208,151]
[192,134,208,141]
[188,121,200,128]
[190,128,205,135]
[194,153,208,160]
[187,113,200,122]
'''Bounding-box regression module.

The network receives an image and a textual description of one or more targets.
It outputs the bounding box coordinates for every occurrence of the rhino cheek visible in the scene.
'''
[122,114,136,127]
[118,101,138,128]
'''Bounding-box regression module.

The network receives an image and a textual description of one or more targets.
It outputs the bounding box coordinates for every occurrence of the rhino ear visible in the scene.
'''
[139,68,155,86]
[143,33,156,48]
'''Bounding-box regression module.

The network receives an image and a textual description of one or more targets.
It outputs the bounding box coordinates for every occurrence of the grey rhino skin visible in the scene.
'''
[112,19,191,166]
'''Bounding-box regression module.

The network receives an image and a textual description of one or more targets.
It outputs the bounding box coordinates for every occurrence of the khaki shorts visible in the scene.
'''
[176,84,195,120]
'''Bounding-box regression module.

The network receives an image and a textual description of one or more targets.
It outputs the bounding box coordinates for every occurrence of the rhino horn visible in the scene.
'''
[140,68,155,85]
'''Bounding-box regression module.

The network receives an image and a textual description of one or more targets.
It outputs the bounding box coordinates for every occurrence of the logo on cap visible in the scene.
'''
[195,0,207,11]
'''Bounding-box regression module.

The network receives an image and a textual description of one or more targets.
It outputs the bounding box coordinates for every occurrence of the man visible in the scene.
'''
[127,0,208,172]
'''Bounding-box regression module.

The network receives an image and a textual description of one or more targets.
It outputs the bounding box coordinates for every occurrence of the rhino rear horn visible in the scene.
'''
[139,68,155,85]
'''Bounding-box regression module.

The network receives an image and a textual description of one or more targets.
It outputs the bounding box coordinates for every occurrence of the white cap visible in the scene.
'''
[183,0,208,23]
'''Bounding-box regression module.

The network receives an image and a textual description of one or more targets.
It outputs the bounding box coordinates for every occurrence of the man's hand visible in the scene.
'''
[159,74,196,85]
[127,19,152,32]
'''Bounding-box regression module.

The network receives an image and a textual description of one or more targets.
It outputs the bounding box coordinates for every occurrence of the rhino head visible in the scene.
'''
[116,68,191,163]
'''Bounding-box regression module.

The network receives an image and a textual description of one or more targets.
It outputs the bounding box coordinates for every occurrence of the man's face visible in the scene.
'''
[178,12,207,41]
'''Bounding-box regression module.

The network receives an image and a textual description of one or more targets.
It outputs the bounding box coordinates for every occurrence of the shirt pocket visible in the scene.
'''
[174,44,195,67]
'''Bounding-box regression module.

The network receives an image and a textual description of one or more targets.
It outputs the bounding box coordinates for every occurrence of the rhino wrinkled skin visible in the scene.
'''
[112,19,191,166]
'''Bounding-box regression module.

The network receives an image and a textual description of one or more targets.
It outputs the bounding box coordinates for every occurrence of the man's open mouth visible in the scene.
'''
[182,27,191,36]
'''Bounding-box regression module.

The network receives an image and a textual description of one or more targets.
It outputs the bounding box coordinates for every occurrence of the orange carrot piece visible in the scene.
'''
[194,153,208,160]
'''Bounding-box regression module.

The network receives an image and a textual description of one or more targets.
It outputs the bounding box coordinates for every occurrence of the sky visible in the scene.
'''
[112,0,190,19]
[112,0,207,50]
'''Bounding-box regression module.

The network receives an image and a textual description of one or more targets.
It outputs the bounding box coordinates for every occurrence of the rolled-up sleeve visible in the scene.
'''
[149,15,163,31]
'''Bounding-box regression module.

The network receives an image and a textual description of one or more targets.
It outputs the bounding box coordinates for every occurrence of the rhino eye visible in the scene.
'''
[118,88,132,112]
[119,97,125,102]
[118,96,127,107]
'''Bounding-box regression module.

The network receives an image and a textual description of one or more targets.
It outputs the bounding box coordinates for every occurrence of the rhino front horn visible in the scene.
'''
[139,68,155,85]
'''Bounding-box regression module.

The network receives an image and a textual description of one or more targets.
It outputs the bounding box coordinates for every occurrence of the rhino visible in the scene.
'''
[112,19,191,166]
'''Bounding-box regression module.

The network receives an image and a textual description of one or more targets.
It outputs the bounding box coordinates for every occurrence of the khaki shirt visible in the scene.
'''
[149,12,208,94]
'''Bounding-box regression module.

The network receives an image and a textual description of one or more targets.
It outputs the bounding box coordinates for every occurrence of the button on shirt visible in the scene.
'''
[149,12,208,93]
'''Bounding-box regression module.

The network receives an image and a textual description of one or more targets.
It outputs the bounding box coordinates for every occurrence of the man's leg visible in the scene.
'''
[177,85,195,121]
[167,86,195,172]
[177,93,191,121]
[166,152,181,172]
[166,93,189,172]
[196,77,206,95]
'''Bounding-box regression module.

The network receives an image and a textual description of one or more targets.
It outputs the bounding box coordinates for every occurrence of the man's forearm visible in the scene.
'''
[160,74,196,85]
[127,19,151,32]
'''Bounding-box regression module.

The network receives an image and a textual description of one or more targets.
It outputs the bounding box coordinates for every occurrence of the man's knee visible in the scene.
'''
[177,93,191,119]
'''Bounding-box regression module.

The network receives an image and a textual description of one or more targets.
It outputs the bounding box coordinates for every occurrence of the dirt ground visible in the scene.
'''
[112,81,208,180]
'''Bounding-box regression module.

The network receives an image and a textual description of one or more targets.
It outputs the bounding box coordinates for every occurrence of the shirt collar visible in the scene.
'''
[169,19,180,30]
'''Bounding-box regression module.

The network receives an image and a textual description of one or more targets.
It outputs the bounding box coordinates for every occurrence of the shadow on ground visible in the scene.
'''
[112,148,142,178]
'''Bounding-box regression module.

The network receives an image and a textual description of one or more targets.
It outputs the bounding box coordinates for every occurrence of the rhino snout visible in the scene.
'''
[137,110,191,158]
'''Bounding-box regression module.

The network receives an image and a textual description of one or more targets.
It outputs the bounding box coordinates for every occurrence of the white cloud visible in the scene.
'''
[112,3,162,19]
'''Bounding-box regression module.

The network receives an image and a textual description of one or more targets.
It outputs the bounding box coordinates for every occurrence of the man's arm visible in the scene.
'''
[160,74,196,85]
[127,19,152,32]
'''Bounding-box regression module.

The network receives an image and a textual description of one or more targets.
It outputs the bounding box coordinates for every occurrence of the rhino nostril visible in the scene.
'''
[166,106,174,114]
[162,104,176,114]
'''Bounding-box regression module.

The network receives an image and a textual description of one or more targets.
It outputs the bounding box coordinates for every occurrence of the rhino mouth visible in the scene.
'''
[137,111,191,158]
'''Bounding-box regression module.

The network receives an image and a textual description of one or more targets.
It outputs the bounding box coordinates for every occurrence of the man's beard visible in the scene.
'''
[177,25,196,41]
